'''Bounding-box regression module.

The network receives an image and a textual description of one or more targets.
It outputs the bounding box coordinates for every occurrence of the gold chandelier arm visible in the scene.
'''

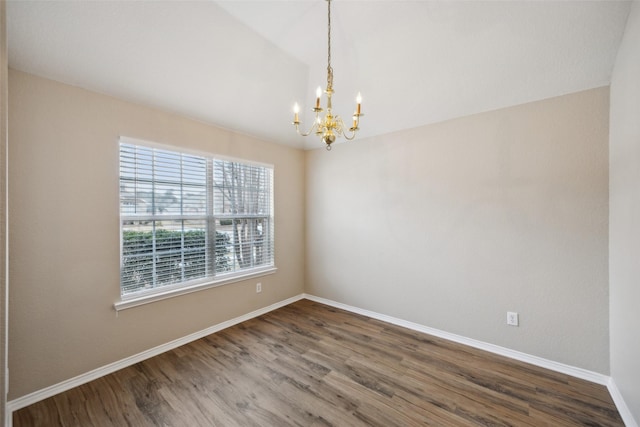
[293,108,322,136]
[333,115,358,141]
[342,125,358,140]
[295,122,318,137]
[342,131,357,141]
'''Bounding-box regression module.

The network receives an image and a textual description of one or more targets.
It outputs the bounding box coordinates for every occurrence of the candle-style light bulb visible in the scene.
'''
[356,92,362,115]
[293,102,300,123]
[315,86,322,109]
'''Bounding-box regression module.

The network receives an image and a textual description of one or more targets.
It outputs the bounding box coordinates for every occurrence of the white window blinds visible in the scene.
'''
[119,140,274,297]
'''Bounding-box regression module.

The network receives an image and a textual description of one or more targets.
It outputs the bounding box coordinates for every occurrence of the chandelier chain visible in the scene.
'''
[327,0,333,91]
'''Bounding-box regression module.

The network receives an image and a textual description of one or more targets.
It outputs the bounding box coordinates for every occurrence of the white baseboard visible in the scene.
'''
[303,293,639,426]
[607,377,639,427]
[302,294,609,385]
[6,294,304,420]
[7,293,637,427]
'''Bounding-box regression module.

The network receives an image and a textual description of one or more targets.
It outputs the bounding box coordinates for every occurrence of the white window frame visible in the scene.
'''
[115,137,276,311]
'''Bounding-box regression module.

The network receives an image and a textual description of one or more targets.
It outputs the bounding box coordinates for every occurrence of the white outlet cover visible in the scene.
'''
[507,312,519,326]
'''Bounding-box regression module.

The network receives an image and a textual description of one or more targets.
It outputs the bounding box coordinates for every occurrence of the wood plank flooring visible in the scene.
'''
[13,299,624,426]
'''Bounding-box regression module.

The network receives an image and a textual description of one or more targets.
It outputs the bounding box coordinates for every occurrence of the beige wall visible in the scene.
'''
[306,87,610,373]
[7,70,305,400]
[610,0,640,422]
[1,0,8,423]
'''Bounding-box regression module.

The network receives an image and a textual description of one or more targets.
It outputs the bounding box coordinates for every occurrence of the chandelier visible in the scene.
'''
[292,0,362,151]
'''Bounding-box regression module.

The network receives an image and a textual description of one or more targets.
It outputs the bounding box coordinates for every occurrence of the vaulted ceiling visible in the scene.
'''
[7,1,632,150]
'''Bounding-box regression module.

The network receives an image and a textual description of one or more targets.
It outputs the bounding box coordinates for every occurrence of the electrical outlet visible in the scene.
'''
[507,312,519,326]
[256,282,262,293]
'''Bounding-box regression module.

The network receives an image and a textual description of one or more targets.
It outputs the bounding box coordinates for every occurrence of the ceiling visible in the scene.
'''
[7,1,632,150]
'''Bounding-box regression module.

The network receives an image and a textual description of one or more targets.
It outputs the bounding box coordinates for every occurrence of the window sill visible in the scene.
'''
[113,267,277,312]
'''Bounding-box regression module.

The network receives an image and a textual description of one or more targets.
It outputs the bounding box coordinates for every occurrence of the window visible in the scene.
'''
[119,139,274,300]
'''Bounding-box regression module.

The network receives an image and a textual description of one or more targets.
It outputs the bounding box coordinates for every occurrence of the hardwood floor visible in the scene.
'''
[14,299,623,426]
